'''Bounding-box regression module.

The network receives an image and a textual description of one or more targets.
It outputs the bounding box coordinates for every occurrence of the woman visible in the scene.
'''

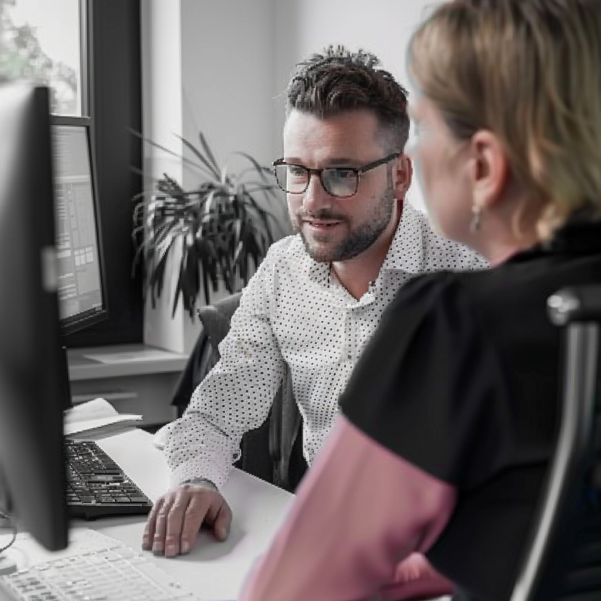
[239,1,601,600]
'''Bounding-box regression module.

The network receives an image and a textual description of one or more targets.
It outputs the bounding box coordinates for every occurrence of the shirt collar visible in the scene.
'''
[380,201,426,274]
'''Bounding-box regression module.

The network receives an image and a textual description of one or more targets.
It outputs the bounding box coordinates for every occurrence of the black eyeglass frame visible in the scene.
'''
[272,152,401,198]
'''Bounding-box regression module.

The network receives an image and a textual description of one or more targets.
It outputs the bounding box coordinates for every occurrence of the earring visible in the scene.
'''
[470,204,483,233]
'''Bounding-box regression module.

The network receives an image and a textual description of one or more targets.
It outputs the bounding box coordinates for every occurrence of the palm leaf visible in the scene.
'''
[175,133,221,181]
[198,132,220,174]
[134,129,282,313]
[128,127,215,180]
[233,151,273,183]
[237,187,275,244]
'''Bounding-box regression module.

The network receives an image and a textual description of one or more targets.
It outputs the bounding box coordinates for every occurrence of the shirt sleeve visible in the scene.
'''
[340,272,509,490]
[239,416,456,601]
[164,246,286,489]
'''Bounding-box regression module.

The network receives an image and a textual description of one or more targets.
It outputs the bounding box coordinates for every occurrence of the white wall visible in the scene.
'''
[142,0,280,186]
[140,0,183,182]
[180,0,277,186]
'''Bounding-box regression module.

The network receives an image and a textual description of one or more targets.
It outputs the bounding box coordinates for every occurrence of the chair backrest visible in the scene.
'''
[171,292,305,492]
[171,292,242,414]
[510,286,601,601]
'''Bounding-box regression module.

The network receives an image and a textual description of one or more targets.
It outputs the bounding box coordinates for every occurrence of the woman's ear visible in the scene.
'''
[394,154,413,199]
[469,130,509,211]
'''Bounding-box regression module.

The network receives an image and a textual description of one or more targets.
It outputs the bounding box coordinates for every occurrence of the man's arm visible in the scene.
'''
[143,241,290,556]
[164,244,288,489]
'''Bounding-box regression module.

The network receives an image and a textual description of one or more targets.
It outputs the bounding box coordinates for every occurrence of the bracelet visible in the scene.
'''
[181,477,218,491]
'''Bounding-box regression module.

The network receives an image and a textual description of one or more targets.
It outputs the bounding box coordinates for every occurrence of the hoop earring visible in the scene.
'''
[470,205,483,233]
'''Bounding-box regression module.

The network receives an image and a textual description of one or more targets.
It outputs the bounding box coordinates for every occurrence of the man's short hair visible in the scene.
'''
[285,45,410,153]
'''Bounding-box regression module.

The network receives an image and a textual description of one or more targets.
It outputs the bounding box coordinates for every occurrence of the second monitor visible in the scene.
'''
[52,120,107,336]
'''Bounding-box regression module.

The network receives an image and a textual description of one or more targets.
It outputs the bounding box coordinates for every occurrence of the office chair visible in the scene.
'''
[170,292,306,492]
[510,285,601,601]
[171,292,242,417]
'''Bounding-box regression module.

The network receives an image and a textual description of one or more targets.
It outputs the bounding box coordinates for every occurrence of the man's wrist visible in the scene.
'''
[181,477,218,491]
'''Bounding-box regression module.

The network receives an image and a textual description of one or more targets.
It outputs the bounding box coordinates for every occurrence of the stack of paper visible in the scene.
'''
[64,397,142,437]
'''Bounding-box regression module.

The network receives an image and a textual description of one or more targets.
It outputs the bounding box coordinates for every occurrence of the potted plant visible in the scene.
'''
[132,131,284,319]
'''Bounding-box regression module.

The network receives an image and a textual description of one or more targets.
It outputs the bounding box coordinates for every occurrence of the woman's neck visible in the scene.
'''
[480,230,539,267]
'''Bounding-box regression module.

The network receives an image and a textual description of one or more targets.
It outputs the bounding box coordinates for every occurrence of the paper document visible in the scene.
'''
[64,397,142,436]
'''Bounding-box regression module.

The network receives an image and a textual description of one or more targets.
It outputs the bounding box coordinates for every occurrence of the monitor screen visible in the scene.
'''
[0,82,69,551]
[51,121,107,335]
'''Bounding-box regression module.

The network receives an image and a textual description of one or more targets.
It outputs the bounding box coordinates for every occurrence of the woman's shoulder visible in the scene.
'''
[389,260,531,324]
[386,268,484,322]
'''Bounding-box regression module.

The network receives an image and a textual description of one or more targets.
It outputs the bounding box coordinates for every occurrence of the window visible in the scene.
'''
[70,0,143,348]
[1,0,144,348]
[0,0,83,116]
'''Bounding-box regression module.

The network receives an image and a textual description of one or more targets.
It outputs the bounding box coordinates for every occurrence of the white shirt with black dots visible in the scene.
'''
[164,202,489,488]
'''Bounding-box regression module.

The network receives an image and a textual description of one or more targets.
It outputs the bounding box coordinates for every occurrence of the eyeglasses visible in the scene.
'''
[272,152,400,198]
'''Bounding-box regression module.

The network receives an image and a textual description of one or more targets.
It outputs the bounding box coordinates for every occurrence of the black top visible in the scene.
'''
[339,219,601,601]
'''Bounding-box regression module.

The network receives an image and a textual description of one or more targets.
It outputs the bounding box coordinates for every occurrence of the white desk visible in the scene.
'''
[1,429,294,601]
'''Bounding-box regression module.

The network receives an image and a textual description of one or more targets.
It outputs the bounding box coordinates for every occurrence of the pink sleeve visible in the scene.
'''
[239,416,457,601]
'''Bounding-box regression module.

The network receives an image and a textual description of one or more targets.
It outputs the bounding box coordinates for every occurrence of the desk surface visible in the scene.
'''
[2,429,294,601]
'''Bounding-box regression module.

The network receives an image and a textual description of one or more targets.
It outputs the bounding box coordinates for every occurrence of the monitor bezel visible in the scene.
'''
[50,115,109,336]
[0,82,69,551]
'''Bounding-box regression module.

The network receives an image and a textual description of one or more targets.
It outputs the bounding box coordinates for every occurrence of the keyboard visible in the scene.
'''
[0,531,206,601]
[65,440,154,520]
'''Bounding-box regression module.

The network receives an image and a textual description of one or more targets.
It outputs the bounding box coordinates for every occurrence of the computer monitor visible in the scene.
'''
[51,118,107,335]
[0,82,69,551]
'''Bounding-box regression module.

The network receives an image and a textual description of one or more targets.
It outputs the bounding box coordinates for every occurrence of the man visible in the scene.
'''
[143,46,486,580]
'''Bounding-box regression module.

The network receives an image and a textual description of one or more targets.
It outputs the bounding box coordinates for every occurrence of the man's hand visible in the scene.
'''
[142,483,232,558]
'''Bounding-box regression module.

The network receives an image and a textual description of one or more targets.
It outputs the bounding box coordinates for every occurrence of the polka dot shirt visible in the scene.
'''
[164,202,489,488]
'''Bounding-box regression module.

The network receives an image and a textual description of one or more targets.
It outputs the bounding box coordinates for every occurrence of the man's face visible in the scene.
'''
[282,109,400,263]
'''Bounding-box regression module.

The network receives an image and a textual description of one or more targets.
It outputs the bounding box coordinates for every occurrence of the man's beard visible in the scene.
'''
[291,182,395,263]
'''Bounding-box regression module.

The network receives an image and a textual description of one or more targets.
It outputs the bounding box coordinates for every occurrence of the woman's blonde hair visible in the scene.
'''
[409,0,601,239]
